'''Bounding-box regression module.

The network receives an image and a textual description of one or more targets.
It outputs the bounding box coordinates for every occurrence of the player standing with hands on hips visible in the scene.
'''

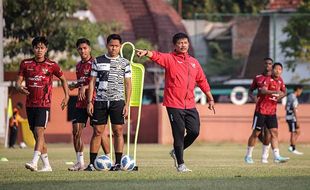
[136,32,215,172]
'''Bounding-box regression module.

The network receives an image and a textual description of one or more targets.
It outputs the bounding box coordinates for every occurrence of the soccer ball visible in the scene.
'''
[19,142,27,149]
[120,155,136,171]
[94,155,112,171]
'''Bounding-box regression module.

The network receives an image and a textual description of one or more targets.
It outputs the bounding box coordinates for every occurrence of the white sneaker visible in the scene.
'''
[292,150,304,155]
[177,164,192,172]
[25,162,38,171]
[288,146,293,152]
[261,158,268,164]
[38,166,52,172]
[68,162,85,171]
[169,150,178,168]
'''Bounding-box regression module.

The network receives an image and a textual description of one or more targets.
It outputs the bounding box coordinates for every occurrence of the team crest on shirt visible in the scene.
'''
[191,63,196,68]
[42,68,49,75]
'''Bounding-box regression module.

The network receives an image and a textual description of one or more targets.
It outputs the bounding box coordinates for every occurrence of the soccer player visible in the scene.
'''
[136,32,215,172]
[16,36,69,172]
[68,38,110,171]
[286,85,303,155]
[245,58,273,164]
[85,34,132,171]
[251,62,289,163]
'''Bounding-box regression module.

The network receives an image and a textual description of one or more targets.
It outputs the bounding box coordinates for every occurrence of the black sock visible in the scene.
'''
[291,145,296,151]
[90,152,98,165]
[115,152,123,165]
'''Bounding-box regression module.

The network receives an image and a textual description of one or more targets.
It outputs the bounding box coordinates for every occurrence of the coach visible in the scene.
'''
[136,32,215,172]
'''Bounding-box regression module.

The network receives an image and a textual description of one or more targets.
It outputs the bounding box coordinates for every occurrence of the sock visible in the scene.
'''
[77,152,84,165]
[246,146,254,157]
[105,153,111,158]
[90,153,97,165]
[115,152,123,165]
[40,153,50,167]
[273,148,280,158]
[291,144,296,151]
[262,145,270,159]
[31,151,41,165]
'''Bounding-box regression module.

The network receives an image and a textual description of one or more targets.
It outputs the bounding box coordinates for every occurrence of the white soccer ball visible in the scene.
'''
[120,155,136,171]
[19,142,27,149]
[94,155,112,171]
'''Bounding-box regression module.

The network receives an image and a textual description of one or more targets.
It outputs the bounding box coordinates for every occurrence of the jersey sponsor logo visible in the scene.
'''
[191,63,196,68]
[177,60,183,64]
[97,63,110,71]
[28,75,45,81]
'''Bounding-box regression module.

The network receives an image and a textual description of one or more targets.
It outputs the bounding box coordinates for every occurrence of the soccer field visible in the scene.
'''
[1,143,310,190]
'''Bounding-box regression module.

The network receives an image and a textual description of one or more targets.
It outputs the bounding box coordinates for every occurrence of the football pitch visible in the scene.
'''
[1,143,310,190]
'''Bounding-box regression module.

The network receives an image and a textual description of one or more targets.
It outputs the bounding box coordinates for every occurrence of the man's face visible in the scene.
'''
[273,65,282,78]
[77,43,91,61]
[174,38,189,54]
[33,43,47,60]
[264,59,273,72]
[296,88,303,97]
[107,39,121,57]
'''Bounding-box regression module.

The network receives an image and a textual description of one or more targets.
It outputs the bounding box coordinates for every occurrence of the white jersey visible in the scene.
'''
[286,93,298,121]
[91,54,131,101]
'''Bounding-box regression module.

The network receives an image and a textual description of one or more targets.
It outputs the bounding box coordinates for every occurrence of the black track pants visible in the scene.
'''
[166,107,200,165]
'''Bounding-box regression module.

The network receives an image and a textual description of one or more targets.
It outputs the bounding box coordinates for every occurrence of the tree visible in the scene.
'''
[3,0,122,71]
[169,0,268,19]
[280,0,310,71]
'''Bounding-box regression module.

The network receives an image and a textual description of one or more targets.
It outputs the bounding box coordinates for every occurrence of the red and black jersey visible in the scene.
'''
[18,58,63,108]
[249,74,268,92]
[256,76,286,115]
[75,57,94,108]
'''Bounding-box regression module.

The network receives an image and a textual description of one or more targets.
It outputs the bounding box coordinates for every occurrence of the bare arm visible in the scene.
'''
[15,75,30,95]
[205,91,215,114]
[59,75,70,110]
[123,77,132,118]
[87,76,96,116]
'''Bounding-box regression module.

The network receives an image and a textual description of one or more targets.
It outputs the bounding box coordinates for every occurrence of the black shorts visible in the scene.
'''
[92,100,125,125]
[286,120,299,132]
[253,113,278,130]
[26,107,50,131]
[72,108,91,125]
[251,112,267,131]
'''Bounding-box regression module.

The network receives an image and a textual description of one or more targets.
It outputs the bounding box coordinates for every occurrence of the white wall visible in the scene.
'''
[0,82,9,144]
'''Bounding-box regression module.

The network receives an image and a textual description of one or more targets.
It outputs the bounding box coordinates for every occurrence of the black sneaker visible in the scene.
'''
[110,164,121,171]
[84,164,96,171]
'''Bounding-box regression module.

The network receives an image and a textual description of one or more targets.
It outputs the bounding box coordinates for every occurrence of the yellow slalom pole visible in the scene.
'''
[120,42,136,156]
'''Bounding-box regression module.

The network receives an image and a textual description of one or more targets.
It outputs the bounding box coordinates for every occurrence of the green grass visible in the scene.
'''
[1,143,310,190]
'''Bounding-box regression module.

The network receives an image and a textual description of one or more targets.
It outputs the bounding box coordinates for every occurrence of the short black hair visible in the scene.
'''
[107,34,122,44]
[172,32,189,45]
[294,85,303,91]
[272,62,283,69]
[32,36,48,47]
[264,57,273,63]
[76,38,90,48]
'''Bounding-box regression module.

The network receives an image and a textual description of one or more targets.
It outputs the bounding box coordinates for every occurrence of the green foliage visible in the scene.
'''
[3,0,122,71]
[280,0,310,71]
[169,0,268,19]
[204,42,242,77]
[121,39,156,63]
